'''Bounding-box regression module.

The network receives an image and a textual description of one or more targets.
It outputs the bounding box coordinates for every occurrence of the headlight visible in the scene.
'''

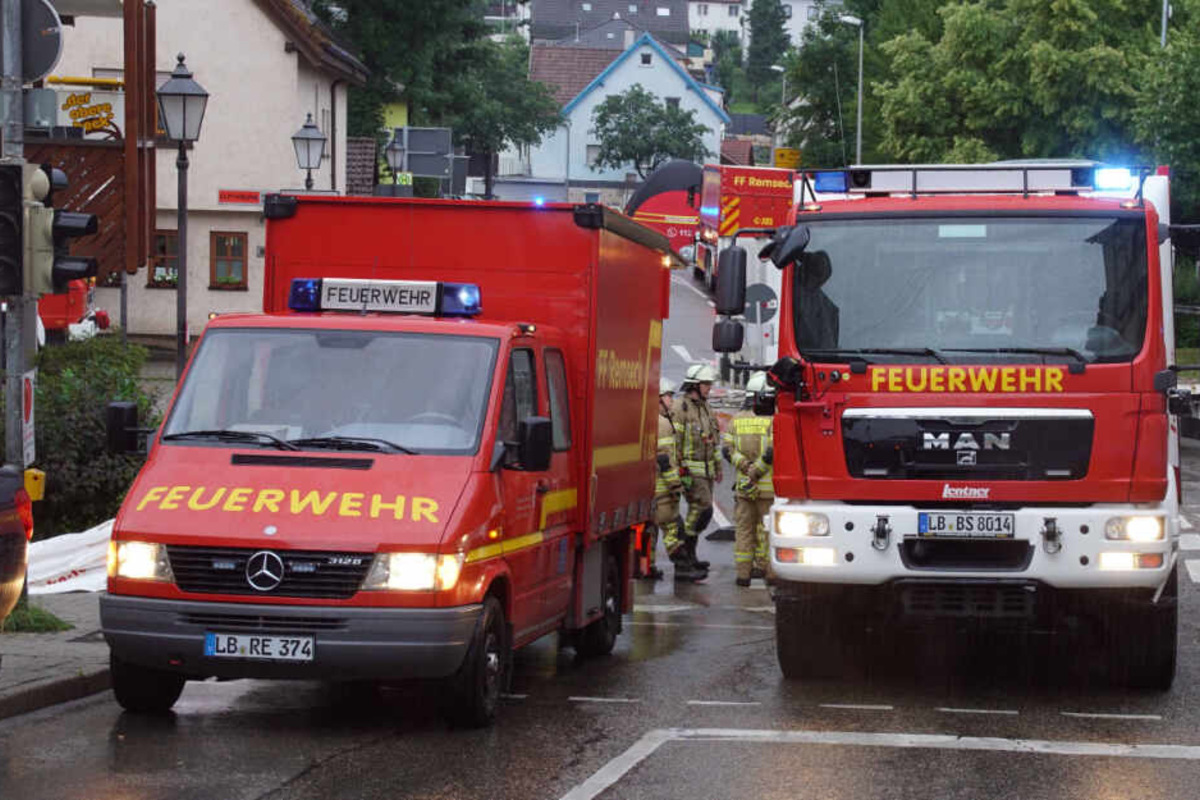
[1098,552,1164,571]
[1104,516,1164,542]
[362,552,464,591]
[775,546,837,566]
[774,511,830,537]
[108,540,174,581]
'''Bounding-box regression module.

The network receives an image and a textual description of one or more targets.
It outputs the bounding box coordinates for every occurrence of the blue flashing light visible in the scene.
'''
[1094,167,1133,191]
[533,196,546,207]
[289,278,322,312]
[699,205,720,217]
[440,282,482,317]
[814,171,848,193]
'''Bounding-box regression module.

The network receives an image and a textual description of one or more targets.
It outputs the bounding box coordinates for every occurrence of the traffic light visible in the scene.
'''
[24,166,98,295]
[0,165,22,296]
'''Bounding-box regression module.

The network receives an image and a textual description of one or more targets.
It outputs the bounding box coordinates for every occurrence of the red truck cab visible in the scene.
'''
[101,197,670,725]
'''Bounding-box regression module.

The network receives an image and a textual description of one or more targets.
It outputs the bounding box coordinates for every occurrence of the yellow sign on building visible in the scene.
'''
[774,147,801,169]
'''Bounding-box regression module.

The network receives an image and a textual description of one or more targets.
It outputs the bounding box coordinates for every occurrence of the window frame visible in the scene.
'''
[499,347,539,454]
[209,230,249,291]
[544,348,572,451]
[147,229,179,289]
[640,52,653,66]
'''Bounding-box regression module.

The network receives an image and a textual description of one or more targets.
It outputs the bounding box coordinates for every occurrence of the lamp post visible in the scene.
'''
[770,64,787,106]
[156,53,209,380]
[838,14,864,165]
[384,131,404,191]
[292,113,327,191]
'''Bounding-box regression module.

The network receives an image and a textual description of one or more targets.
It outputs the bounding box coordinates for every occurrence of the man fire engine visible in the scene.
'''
[101,196,671,725]
[713,163,1184,689]
[723,371,775,587]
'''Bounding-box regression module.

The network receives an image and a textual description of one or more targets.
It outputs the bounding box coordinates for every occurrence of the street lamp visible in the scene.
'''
[156,53,209,380]
[291,113,327,191]
[770,64,787,106]
[838,14,864,165]
[384,131,404,188]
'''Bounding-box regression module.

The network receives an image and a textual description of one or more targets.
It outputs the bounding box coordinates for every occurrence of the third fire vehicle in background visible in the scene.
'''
[714,163,1184,688]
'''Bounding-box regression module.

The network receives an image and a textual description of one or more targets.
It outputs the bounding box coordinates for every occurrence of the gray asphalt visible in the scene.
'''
[2,275,1199,800]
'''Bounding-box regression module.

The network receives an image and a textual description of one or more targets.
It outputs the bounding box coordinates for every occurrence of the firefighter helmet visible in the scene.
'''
[745,371,769,395]
[683,363,719,385]
[660,377,676,396]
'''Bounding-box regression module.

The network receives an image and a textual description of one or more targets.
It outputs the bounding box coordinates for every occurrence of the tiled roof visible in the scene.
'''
[721,138,754,165]
[552,18,688,57]
[530,44,621,106]
[346,137,378,196]
[256,0,369,85]
[532,0,689,45]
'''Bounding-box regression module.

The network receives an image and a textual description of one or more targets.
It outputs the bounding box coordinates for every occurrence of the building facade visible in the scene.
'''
[52,0,366,338]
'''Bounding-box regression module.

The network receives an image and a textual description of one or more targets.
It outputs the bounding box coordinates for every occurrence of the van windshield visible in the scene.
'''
[791,215,1149,364]
[164,329,499,455]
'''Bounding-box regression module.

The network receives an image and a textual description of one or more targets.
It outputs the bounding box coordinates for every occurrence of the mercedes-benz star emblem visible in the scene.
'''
[246,551,285,591]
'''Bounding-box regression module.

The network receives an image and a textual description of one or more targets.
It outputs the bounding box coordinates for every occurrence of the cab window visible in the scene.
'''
[545,349,572,451]
[499,349,538,447]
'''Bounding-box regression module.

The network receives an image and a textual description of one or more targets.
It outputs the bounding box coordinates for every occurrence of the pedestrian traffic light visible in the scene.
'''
[24,166,98,295]
[0,164,23,296]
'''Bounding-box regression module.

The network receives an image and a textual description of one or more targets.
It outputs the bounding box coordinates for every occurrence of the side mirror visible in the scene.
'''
[1154,369,1177,393]
[106,401,139,455]
[767,225,811,270]
[715,246,747,315]
[768,356,804,390]
[713,318,744,353]
[516,416,553,472]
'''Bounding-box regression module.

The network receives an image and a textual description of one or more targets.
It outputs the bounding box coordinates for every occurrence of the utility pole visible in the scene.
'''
[1161,0,1169,47]
[2,0,30,468]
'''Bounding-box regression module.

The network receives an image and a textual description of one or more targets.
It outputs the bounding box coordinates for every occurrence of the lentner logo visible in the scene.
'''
[942,484,990,500]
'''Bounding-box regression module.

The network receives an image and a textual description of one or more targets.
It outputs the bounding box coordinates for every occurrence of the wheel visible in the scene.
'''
[1107,568,1177,690]
[448,595,508,727]
[775,592,859,680]
[693,265,705,282]
[110,654,186,713]
[576,555,622,657]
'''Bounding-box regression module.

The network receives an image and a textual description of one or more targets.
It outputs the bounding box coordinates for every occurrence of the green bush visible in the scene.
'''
[1176,256,1200,349]
[9,336,161,538]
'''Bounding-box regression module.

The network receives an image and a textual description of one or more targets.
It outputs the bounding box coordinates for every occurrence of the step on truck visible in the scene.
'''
[713,163,1186,689]
[101,196,671,724]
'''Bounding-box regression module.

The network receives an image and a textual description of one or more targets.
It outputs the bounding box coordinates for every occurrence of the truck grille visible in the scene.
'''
[166,545,372,600]
[899,582,1035,619]
[900,538,1033,571]
[179,611,347,632]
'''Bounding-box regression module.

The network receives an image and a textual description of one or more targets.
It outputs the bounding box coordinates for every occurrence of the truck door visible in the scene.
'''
[539,347,577,622]
[497,347,548,641]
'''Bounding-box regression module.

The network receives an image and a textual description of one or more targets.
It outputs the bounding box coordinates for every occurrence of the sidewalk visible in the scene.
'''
[0,593,110,720]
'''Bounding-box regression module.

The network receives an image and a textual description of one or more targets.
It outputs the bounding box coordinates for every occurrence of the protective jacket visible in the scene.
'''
[675,394,720,479]
[655,411,683,497]
[723,410,774,499]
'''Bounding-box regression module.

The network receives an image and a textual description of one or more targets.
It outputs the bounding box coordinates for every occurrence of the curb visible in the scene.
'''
[0,668,111,722]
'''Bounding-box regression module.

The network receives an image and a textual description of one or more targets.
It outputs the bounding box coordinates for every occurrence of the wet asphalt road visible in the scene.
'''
[4,275,1200,799]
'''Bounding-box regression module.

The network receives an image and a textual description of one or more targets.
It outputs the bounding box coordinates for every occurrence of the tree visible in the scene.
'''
[449,37,563,198]
[590,85,712,180]
[710,30,743,104]
[746,0,789,102]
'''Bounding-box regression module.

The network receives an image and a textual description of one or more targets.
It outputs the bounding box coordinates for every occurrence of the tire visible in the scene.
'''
[693,265,705,282]
[110,654,186,713]
[776,593,858,680]
[576,555,622,658]
[448,595,508,728]
[1108,568,1177,691]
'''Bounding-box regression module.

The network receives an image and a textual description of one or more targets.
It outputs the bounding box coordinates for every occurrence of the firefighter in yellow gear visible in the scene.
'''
[650,378,706,582]
[722,371,775,586]
[674,363,721,572]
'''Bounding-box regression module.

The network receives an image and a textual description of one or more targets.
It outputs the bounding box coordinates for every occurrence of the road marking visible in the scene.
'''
[500,693,527,700]
[671,344,694,364]
[558,727,1200,800]
[937,707,1019,716]
[1181,516,1194,531]
[632,603,699,614]
[569,696,641,704]
[1186,560,1200,584]
[1061,712,1162,721]
[671,276,711,303]
[821,704,895,711]
[713,503,731,528]
[628,621,774,631]
[687,700,762,707]
[1180,533,1200,550]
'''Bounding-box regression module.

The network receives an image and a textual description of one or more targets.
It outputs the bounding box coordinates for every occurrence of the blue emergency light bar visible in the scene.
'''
[288,278,482,317]
[813,172,849,193]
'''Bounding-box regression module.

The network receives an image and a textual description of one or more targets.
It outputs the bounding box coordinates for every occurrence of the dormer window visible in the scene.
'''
[641,52,652,66]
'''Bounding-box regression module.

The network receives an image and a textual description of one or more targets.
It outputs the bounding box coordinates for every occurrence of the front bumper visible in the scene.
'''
[769,499,1176,591]
[101,594,482,681]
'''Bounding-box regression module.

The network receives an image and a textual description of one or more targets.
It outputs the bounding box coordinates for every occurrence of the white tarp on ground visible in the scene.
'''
[27,520,112,594]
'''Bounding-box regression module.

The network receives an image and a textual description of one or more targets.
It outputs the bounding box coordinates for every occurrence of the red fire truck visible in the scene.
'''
[713,163,1184,688]
[101,196,671,725]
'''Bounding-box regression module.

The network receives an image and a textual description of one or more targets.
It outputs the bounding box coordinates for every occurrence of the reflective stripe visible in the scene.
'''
[466,531,545,564]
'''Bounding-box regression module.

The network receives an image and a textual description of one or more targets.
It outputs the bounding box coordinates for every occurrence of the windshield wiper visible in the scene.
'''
[161,429,300,450]
[944,347,1088,372]
[290,436,416,455]
[801,347,948,364]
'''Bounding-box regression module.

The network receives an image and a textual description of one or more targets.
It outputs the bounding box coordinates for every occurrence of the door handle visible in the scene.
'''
[535,480,551,494]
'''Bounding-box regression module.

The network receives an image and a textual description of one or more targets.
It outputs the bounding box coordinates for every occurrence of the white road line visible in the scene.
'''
[1061,712,1162,721]
[1180,516,1194,531]
[670,276,711,303]
[628,621,774,631]
[821,704,895,711]
[1179,533,1200,551]
[713,503,732,528]
[687,700,763,707]
[1186,560,1200,584]
[569,696,642,704]
[500,693,527,700]
[671,344,694,364]
[558,727,1200,800]
[632,603,699,614]
[937,707,1019,716]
